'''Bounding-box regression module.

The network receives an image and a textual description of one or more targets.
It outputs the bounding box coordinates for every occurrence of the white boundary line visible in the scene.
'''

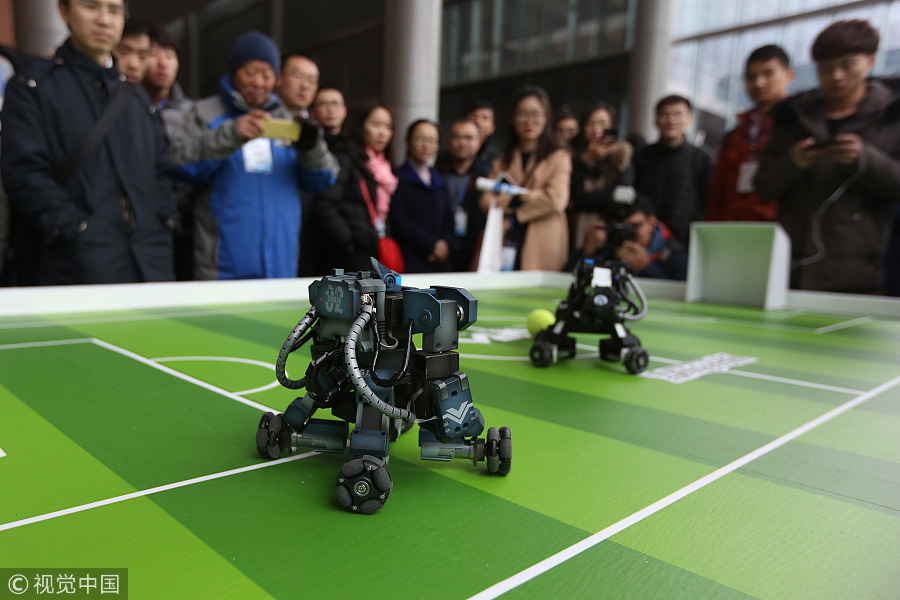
[0,453,317,533]
[0,446,6,458]
[91,339,279,414]
[467,373,900,600]
[0,303,302,330]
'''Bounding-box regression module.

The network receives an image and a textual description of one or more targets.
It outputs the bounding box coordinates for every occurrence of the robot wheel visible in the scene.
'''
[256,412,287,460]
[529,341,556,368]
[335,455,393,514]
[485,427,512,476]
[622,347,649,374]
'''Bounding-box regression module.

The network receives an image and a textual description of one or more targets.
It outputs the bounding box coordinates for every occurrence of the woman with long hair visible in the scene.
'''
[479,86,571,271]
[313,100,397,273]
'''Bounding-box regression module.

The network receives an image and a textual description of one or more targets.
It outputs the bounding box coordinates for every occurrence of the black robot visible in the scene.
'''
[529,252,649,374]
[256,259,511,513]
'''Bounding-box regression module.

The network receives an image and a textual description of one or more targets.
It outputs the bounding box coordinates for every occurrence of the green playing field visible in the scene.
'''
[1,278,899,600]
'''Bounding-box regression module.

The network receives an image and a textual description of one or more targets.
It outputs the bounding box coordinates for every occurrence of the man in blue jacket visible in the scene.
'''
[1,0,178,285]
[170,31,339,280]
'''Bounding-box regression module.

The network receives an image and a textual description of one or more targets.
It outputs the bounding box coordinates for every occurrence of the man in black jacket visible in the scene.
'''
[634,95,713,247]
[0,0,177,285]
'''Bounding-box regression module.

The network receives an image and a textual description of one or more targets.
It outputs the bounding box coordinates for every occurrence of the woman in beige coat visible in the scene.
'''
[480,86,572,271]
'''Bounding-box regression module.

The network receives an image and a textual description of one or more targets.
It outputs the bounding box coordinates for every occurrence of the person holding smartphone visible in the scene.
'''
[755,20,900,294]
[567,102,634,266]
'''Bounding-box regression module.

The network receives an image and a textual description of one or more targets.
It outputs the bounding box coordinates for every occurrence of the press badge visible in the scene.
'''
[454,206,468,237]
[736,160,758,194]
[243,138,274,174]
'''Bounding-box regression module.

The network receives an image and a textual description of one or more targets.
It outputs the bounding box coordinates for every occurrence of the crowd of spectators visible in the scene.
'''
[0,2,897,296]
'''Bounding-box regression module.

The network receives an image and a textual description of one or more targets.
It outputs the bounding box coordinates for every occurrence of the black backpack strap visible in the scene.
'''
[58,82,135,185]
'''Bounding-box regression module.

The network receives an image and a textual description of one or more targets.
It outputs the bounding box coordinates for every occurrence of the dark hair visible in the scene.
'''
[280,52,320,74]
[655,94,692,115]
[346,99,393,156]
[502,86,558,166]
[465,99,495,116]
[122,17,149,38]
[811,20,879,61]
[580,102,617,132]
[448,117,479,133]
[314,83,344,101]
[746,44,790,70]
[553,111,578,127]
[148,23,179,53]
[406,118,439,143]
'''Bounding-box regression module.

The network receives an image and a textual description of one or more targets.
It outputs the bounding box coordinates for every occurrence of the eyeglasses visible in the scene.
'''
[515,111,546,123]
[314,100,344,109]
[410,137,439,146]
[76,0,129,19]
[285,73,319,85]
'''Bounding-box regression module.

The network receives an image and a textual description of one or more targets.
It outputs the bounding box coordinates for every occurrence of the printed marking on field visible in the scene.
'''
[640,352,758,383]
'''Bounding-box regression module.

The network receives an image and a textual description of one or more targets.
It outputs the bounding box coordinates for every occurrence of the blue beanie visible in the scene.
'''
[228,31,280,75]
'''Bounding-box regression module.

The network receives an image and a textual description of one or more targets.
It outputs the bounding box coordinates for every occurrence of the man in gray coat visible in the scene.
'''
[755,20,900,294]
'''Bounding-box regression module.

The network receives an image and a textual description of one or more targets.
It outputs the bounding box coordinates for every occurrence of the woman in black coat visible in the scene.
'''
[312,101,397,273]
[389,119,454,273]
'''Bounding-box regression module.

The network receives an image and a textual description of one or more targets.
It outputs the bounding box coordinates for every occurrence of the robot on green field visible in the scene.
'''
[256,259,511,514]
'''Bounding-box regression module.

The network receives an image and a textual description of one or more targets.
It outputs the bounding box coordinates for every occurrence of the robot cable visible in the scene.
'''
[275,306,318,389]
[344,305,417,423]
[793,151,868,268]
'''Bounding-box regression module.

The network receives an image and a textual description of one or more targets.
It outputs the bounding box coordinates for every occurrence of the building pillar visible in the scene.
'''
[13,0,67,56]
[626,0,672,142]
[383,0,442,164]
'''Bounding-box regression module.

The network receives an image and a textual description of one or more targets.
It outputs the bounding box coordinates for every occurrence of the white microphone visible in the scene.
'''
[475,177,530,196]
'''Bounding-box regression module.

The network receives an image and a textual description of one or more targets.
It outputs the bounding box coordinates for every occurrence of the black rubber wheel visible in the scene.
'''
[497,426,512,475]
[485,427,500,473]
[623,347,649,374]
[529,341,555,368]
[335,455,393,514]
[255,412,285,459]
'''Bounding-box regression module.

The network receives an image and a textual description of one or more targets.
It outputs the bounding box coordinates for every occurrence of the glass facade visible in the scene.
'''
[441,0,633,86]
[670,0,900,146]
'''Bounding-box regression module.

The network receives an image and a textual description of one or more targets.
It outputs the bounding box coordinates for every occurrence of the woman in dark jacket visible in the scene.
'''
[313,101,396,273]
[568,102,634,264]
[389,119,454,273]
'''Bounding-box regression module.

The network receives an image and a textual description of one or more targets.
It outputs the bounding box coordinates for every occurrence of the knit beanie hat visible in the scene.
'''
[228,31,280,75]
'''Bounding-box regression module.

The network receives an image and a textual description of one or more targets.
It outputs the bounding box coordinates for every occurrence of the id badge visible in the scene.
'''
[454,207,468,237]
[736,160,759,194]
[501,244,517,271]
[242,138,274,174]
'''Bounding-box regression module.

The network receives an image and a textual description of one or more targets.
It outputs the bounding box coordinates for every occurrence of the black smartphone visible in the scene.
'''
[603,128,619,141]
[808,137,837,149]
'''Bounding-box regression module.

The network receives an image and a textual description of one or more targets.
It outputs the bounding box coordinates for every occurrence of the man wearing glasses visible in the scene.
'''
[0,0,178,284]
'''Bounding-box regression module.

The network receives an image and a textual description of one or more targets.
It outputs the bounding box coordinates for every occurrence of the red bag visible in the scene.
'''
[360,177,405,273]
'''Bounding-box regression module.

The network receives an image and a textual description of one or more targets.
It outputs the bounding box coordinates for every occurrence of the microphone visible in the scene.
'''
[475,177,530,196]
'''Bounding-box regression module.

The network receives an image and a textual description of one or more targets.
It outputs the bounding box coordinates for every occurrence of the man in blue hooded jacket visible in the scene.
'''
[169,31,339,280]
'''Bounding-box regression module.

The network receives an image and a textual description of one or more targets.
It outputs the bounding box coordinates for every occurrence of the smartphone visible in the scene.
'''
[261,118,301,142]
[603,128,618,141]
[808,137,837,149]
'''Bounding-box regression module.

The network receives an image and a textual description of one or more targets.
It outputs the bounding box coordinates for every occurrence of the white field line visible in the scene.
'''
[727,369,864,395]
[648,310,872,334]
[467,373,900,600]
[151,356,282,397]
[91,339,279,414]
[0,302,302,330]
[814,316,873,334]
[0,338,96,351]
[0,453,318,533]
[0,446,6,458]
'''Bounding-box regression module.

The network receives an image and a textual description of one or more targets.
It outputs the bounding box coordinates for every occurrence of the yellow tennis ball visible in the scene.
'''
[527,308,556,337]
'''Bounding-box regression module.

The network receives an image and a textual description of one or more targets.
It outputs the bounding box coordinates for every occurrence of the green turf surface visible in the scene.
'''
[1,286,899,599]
